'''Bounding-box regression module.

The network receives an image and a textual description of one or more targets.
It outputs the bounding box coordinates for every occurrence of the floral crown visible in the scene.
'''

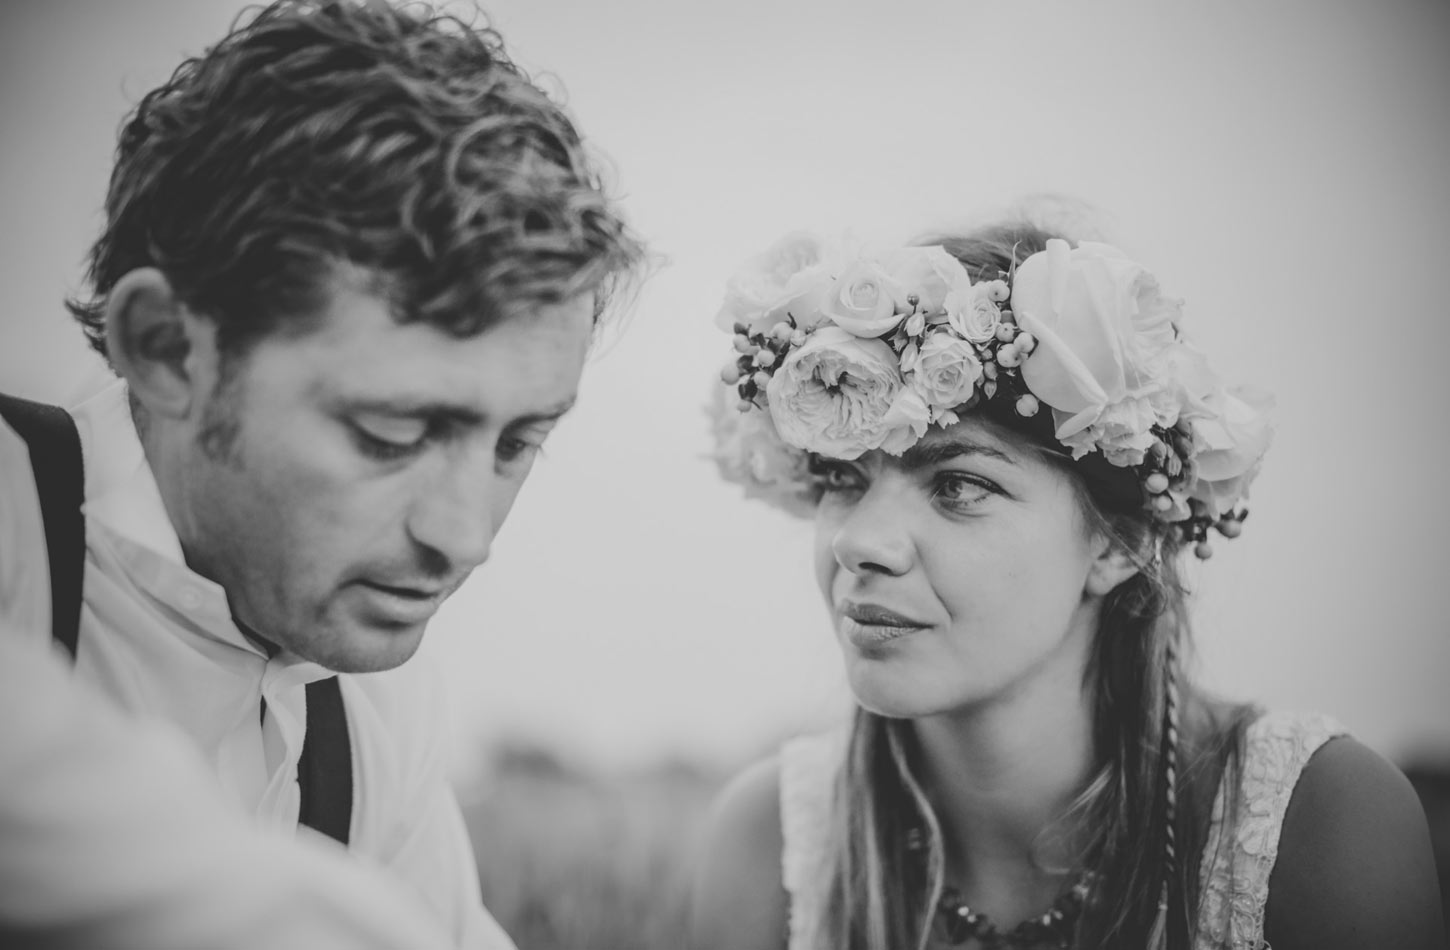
[710,232,1273,558]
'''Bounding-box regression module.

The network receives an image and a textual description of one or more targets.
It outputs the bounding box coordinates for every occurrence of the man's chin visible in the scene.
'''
[232,589,432,672]
[288,614,428,674]
[320,625,426,673]
[293,583,444,672]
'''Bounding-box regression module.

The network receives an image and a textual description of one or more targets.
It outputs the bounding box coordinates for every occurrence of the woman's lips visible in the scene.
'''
[841,602,928,627]
[839,601,929,647]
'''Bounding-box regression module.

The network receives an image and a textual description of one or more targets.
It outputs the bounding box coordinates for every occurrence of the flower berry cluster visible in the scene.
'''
[709,232,1272,559]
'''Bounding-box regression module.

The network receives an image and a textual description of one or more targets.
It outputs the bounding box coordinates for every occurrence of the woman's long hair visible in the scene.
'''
[814,222,1257,950]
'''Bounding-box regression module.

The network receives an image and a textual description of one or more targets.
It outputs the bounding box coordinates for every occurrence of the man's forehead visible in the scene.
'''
[242,265,592,416]
[326,387,577,423]
[315,260,599,335]
[312,346,580,417]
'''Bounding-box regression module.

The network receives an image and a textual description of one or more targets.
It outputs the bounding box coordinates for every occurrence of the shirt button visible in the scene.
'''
[178,588,202,610]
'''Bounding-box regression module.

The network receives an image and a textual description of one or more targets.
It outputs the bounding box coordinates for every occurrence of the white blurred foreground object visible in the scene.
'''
[0,629,460,950]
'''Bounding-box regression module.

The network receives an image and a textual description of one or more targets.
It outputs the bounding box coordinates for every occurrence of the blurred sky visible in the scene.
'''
[2,0,1448,775]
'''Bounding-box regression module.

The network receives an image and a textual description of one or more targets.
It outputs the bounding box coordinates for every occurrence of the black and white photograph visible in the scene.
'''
[1,1,1447,948]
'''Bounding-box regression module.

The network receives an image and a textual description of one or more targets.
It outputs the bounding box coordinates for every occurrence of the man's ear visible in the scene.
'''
[1085,534,1141,597]
[104,268,217,420]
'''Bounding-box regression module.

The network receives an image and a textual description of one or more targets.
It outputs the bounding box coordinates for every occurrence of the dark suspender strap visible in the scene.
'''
[0,393,85,658]
[299,676,353,845]
[1,392,354,844]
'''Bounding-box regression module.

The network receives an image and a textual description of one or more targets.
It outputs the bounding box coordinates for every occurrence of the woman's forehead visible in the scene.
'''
[857,415,1039,471]
[922,414,1016,449]
[927,412,1030,453]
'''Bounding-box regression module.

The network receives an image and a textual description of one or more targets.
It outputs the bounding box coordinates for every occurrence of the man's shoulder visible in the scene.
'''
[333,650,466,853]
[339,650,454,768]
[1,412,37,489]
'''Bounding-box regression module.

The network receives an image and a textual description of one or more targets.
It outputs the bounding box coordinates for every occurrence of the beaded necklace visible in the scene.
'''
[931,873,1092,948]
[907,826,1094,948]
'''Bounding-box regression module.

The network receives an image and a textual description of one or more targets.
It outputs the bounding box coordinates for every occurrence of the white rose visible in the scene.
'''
[1058,397,1161,466]
[709,385,816,517]
[943,277,1002,344]
[882,245,970,315]
[1160,341,1221,427]
[1012,239,1182,455]
[716,232,833,335]
[765,327,907,459]
[909,330,983,413]
[819,258,910,338]
[1187,386,1274,519]
[879,387,931,455]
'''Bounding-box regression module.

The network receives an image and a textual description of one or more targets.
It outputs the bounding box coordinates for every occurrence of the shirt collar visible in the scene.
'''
[73,378,188,565]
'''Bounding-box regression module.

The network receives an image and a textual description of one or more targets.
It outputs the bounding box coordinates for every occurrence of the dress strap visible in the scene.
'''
[779,730,847,950]
[1194,710,1346,949]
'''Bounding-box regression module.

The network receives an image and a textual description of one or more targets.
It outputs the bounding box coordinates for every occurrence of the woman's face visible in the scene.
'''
[813,414,1115,719]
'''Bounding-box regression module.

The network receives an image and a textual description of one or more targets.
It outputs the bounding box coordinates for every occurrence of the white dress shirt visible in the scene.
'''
[0,625,458,950]
[0,380,515,950]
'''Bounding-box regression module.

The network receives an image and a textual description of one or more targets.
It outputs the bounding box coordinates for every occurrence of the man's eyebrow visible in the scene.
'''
[340,396,577,427]
[507,397,577,427]
[342,398,483,424]
[899,437,1018,469]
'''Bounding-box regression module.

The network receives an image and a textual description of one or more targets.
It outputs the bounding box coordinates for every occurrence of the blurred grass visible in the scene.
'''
[462,744,1450,947]
[460,743,724,950]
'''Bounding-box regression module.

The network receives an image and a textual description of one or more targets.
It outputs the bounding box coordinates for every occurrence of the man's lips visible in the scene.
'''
[358,580,448,600]
[348,579,459,627]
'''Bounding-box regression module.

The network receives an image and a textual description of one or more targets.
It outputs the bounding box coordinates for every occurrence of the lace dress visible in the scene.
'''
[779,711,1345,950]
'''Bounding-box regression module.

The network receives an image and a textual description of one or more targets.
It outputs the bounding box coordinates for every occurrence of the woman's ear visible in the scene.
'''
[105,268,216,420]
[1085,534,1141,597]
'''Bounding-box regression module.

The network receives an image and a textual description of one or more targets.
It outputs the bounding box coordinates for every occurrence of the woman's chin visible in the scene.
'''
[847,667,944,719]
[845,656,992,720]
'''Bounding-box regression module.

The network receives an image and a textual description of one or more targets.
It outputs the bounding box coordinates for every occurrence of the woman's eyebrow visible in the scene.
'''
[899,438,1017,469]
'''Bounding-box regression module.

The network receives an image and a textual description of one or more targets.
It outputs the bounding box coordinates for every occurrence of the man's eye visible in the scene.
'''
[496,437,534,464]
[496,430,552,468]
[351,418,428,460]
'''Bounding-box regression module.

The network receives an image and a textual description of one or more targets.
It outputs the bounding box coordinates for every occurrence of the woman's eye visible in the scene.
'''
[810,460,863,493]
[933,473,995,509]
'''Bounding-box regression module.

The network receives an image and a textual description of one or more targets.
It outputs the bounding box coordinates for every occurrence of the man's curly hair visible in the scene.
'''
[68,0,645,361]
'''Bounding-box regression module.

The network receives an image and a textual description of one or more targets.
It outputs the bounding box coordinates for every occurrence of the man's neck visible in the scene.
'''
[231,612,282,658]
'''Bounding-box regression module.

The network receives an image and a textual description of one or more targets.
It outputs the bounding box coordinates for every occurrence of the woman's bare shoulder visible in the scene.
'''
[1265,736,1445,950]
[689,756,788,950]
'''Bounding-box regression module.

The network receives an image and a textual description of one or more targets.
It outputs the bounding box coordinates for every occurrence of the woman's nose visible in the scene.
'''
[829,483,914,577]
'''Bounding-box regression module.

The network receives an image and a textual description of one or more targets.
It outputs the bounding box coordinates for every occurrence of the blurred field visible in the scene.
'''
[461,742,726,950]
[461,743,1450,948]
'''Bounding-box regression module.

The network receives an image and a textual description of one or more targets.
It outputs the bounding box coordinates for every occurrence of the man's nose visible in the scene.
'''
[404,451,496,572]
